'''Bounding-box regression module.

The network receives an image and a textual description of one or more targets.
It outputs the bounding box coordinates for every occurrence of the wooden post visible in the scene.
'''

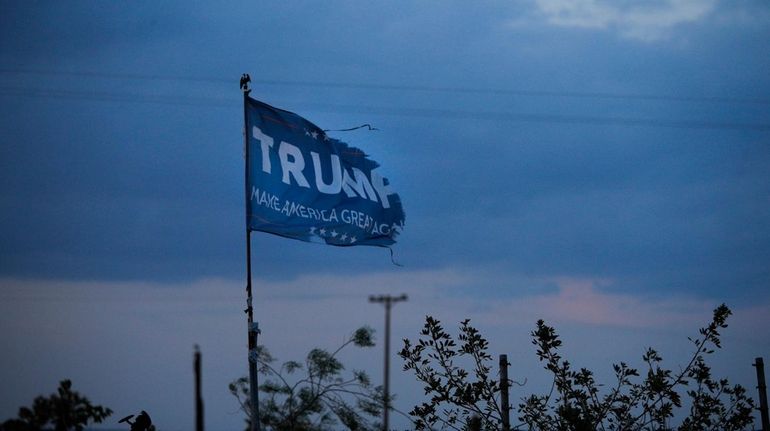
[499,354,510,431]
[755,357,770,431]
[194,345,204,431]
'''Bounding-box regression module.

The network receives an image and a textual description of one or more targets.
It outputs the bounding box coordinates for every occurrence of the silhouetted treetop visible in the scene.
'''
[0,379,112,431]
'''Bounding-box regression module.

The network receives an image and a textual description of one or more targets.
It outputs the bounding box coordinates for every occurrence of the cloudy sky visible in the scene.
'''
[1,1,769,429]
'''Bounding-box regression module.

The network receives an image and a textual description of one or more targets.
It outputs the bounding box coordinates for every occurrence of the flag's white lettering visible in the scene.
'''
[311,152,342,194]
[342,167,378,202]
[277,141,310,188]
[251,186,398,238]
[252,126,395,209]
[371,170,396,209]
[252,126,274,174]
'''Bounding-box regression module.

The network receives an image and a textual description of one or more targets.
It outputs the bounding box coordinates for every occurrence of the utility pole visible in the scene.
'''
[194,345,204,431]
[755,357,770,431]
[369,293,408,431]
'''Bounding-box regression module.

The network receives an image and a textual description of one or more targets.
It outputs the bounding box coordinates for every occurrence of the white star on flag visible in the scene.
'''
[319,228,327,236]
[330,230,338,238]
[310,130,318,140]
[349,236,357,243]
[304,128,311,137]
[340,233,348,241]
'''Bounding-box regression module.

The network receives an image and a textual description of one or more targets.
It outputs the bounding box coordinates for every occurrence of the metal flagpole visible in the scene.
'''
[241,74,261,431]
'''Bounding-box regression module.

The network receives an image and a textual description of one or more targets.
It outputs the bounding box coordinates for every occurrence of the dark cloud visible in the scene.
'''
[1,1,769,300]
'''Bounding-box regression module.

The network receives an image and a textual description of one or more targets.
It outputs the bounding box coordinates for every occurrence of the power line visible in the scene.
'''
[1,86,768,132]
[301,102,770,132]
[0,86,233,107]
[0,69,229,85]
[1,68,768,106]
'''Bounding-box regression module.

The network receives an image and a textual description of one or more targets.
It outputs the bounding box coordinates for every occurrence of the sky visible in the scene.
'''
[1,1,769,429]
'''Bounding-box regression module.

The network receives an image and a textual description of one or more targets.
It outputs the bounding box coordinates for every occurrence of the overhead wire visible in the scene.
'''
[0,86,233,107]
[1,85,768,132]
[1,68,768,105]
[1,67,769,132]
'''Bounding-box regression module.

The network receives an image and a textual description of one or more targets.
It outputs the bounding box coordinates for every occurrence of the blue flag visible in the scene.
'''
[245,96,405,247]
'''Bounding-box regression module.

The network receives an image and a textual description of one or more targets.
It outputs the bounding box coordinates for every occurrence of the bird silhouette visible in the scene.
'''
[240,73,251,92]
[133,410,152,431]
[118,410,154,431]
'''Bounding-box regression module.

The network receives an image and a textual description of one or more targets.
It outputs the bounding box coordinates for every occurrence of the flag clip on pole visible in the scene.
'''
[241,73,260,431]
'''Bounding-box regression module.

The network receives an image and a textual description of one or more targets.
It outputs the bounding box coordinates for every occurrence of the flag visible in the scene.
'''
[245,96,405,247]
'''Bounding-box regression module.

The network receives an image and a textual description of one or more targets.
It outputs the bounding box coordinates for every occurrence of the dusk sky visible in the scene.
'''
[1,1,769,430]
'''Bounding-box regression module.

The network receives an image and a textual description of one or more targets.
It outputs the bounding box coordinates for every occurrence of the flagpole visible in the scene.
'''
[241,74,261,431]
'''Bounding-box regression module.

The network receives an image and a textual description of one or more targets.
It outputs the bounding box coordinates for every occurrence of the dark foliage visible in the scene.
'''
[399,317,507,430]
[0,380,112,431]
[401,304,756,431]
[230,326,384,431]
